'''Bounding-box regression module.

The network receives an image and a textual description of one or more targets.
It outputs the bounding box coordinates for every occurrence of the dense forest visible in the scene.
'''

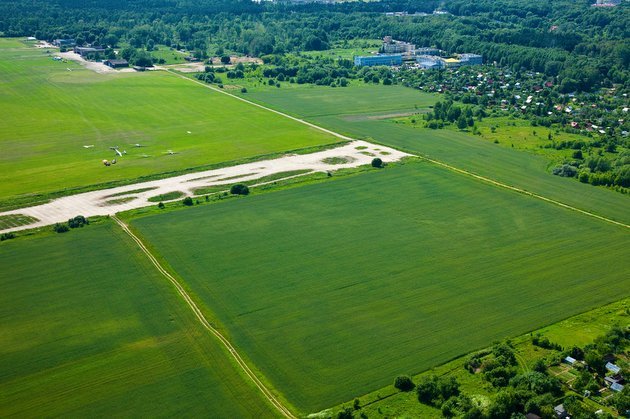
[0,0,628,90]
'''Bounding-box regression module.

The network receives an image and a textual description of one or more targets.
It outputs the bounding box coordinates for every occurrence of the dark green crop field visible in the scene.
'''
[0,39,337,203]
[131,162,630,413]
[242,85,630,225]
[0,223,276,417]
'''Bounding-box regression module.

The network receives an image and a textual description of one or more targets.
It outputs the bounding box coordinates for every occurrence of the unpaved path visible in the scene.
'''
[58,51,135,74]
[0,141,409,234]
[3,67,628,233]
[112,216,296,418]
[167,70,630,230]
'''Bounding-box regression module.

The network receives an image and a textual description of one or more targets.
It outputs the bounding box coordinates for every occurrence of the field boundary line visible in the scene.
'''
[165,70,629,230]
[111,215,296,419]
[419,156,630,229]
[165,69,354,141]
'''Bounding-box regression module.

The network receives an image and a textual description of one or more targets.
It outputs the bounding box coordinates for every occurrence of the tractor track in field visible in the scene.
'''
[167,70,630,231]
[111,215,295,419]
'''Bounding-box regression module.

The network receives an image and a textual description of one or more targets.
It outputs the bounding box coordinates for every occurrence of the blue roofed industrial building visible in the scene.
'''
[354,54,403,67]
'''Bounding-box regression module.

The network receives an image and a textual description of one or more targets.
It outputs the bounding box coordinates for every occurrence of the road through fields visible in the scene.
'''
[111,215,296,419]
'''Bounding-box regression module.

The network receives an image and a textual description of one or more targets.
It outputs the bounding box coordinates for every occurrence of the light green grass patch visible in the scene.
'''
[132,162,630,413]
[241,83,436,118]
[101,196,137,206]
[104,187,157,198]
[0,40,338,204]
[147,191,185,202]
[0,214,38,229]
[150,45,187,65]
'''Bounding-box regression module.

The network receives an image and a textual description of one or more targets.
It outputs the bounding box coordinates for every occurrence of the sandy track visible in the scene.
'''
[58,51,135,74]
[0,141,409,234]
[112,215,296,418]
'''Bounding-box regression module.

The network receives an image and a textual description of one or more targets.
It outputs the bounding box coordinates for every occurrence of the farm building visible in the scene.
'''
[563,356,577,365]
[52,39,75,47]
[74,46,105,57]
[354,54,403,67]
[104,59,129,68]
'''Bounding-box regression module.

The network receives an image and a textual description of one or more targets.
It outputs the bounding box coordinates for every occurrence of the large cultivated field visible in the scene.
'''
[131,162,630,413]
[0,223,277,417]
[0,39,337,205]
[242,85,630,225]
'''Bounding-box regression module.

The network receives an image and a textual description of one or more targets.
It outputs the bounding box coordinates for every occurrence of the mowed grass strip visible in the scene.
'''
[0,39,337,201]
[241,83,435,118]
[244,84,630,225]
[0,222,277,417]
[132,162,630,413]
[0,214,38,229]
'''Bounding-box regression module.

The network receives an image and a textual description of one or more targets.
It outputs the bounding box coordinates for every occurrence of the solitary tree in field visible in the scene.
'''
[394,375,415,392]
[230,184,250,195]
[182,196,193,206]
[371,158,383,168]
[220,55,231,64]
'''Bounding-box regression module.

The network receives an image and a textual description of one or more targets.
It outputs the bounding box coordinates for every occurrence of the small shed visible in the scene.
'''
[610,382,624,392]
[564,356,577,365]
[104,59,129,68]
[605,362,621,374]
[554,404,569,419]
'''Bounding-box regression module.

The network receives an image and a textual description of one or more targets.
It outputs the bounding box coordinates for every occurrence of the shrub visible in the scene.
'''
[182,196,194,206]
[241,87,247,93]
[417,376,440,404]
[394,375,415,391]
[53,223,69,233]
[158,202,165,209]
[552,164,577,177]
[1,232,16,241]
[230,184,250,195]
[68,215,88,228]
[371,158,383,168]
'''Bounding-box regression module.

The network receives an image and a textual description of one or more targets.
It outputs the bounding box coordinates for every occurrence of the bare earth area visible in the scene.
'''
[0,141,410,233]
[58,51,136,74]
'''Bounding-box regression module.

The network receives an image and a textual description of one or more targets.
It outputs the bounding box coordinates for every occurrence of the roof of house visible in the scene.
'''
[106,59,128,65]
[606,362,621,374]
[564,356,577,364]
[611,382,624,392]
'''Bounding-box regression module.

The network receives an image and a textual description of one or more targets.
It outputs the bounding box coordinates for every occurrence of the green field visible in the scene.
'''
[0,38,337,205]
[241,84,630,225]
[342,298,629,418]
[0,222,277,417]
[242,83,435,118]
[131,162,630,413]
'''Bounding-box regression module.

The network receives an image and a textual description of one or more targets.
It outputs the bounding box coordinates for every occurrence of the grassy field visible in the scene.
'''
[131,162,630,413]
[0,222,277,417]
[241,82,435,118]
[241,84,630,225]
[0,38,337,205]
[338,298,629,418]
